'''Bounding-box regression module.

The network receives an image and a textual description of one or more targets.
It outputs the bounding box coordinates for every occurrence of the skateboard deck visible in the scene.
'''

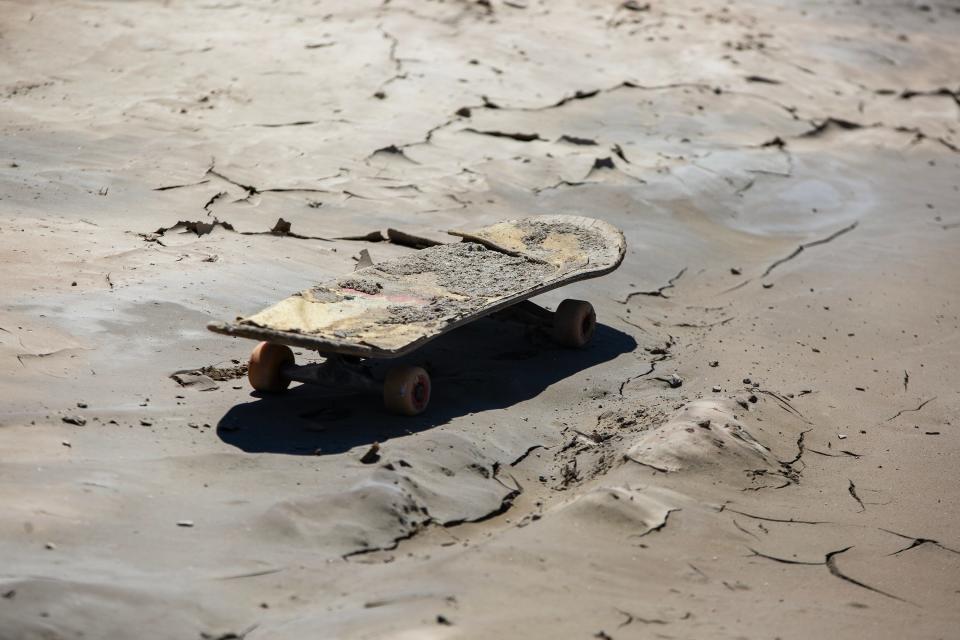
[207,215,625,358]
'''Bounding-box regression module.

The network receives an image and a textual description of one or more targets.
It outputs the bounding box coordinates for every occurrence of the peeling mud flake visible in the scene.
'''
[170,371,218,391]
[557,134,598,146]
[463,128,544,142]
[197,363,247,381]
[155,219,235,237]
[171,362,246,390]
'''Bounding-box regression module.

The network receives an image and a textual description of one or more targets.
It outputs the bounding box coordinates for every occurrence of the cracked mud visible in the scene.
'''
[1,0,958,639]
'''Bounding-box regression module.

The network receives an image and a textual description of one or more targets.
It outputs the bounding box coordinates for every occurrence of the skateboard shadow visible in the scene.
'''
[216,318,636,456]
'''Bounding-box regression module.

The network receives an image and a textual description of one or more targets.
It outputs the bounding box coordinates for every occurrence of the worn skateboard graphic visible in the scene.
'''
[208,214,625,415]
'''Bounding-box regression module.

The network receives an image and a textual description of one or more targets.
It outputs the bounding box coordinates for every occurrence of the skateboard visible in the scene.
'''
[208,214,626,415]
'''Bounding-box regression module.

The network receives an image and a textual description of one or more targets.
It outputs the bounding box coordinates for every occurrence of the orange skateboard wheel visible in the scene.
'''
[383,365,431,416]
[248,341,294,393]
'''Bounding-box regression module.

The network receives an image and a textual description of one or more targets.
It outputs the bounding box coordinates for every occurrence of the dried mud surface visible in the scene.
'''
[374,242,551,298]
[1,1,959,639]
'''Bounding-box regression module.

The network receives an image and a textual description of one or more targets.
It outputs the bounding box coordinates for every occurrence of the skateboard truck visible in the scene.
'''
[280,356,380,394]
[246,298,596,417]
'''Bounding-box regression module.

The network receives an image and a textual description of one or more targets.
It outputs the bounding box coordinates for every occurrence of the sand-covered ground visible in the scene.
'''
[1,0,959,638]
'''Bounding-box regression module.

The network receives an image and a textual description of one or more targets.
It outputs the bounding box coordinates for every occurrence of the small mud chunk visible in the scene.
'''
[197,363,247,381]
[656,374,683,388]
[338,277,383,295]
[360,442,381,464]
[172,362,246,386]
[170,371,218,391]
[62,415,86,426]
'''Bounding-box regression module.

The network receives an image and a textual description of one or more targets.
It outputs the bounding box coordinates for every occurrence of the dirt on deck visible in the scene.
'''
[228,216,622,354]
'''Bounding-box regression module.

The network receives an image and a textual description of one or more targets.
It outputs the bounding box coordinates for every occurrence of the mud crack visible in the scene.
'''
[463,128,545,142]
[885,397,936,421]
[762,222,858,278]
[881,528,960,556]
[618,267,687,303]
[848,479,865,512]
[749,545,910,603]
[632,508,680,538]
[797,118,959,153]
[719,505,827,525]
[144,217,330,243]
[153,179,211,191]
[510,445,546,467]
[205,161,336,202]
[373,26,407,98]
[618,362,657,395]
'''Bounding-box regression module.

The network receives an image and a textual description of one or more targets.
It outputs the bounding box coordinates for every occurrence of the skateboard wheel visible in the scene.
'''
[553,299,596,348]
[383,365,431,416]
[248,342,294,393]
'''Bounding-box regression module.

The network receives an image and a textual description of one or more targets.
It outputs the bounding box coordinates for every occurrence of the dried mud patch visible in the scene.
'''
[556,485,678,535]
[0,577,226,640]
[546,405,667,491]
[374,242,552,298]
[195,362,248,381]
[253,433,521,557]
[171,361,247,390]
[382,296,482,325]
[518,219,606,254]
[625,399,789,486]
